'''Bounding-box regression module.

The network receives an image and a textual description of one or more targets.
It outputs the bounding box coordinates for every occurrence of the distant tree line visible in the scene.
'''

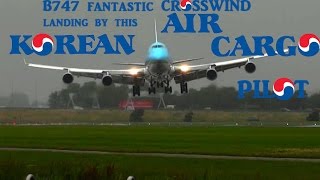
[48,82,129,109]
[48,82,320,110]
[164,85,311,110]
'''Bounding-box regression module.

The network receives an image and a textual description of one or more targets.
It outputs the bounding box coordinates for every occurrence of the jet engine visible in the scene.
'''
[62,73,74,84]
[245,62,256,74]
[206,69,218,81]
[102,75,113,86]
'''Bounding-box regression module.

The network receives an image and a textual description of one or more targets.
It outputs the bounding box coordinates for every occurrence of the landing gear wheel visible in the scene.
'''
[180,82,188,94]
[148,87,156,95]
[185,83,188,93]
[165,86,173,94]
[133,86,141,97]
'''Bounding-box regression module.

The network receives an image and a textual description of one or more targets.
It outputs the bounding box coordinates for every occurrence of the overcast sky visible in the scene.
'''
[0,0,319,103]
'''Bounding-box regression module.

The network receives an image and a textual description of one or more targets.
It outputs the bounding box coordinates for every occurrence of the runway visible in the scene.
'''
[3,122,320,127]
[1,147,320,163]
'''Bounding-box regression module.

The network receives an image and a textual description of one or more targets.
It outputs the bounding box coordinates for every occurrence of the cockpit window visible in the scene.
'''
[152,45,164,48]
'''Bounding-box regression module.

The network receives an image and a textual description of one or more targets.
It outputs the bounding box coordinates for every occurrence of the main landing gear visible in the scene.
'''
[148,86,156,95]
[148,81,157,95]
[157,82,164,88]
[148,80,173,95]
[135,81,187,96]
[180,82,188,94]
[164,80,172,94]
[132,85,140,97]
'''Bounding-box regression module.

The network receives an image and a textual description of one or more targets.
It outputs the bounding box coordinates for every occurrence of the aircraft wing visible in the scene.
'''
[112,62,146,67]
[172,58,204,65]
[172,52,274,84]
[24,59,145,85]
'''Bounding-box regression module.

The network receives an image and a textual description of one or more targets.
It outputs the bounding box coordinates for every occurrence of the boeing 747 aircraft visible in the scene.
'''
[24,22,279,96]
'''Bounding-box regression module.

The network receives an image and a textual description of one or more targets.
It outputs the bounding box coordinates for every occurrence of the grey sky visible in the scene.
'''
[0,0,319,103]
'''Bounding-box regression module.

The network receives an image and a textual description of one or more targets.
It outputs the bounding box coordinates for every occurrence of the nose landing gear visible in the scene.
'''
[165,86,173,94]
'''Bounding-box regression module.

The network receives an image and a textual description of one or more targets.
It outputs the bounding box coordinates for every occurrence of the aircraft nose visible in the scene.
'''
[150,49,169,60]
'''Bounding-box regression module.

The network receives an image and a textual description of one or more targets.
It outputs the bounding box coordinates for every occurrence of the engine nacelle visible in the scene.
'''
[102,75,113,86]
[62,73,74,84]
[206,69,218,81]
[245,62,256,74]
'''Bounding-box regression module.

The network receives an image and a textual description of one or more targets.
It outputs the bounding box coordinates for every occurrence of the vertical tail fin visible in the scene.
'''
[154,19,158,43]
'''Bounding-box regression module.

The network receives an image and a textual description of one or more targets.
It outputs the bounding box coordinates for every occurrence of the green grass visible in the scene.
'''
[1,126,320,179]
[0,109,309,124]
[1,151,320,180]
[1,126,320,158]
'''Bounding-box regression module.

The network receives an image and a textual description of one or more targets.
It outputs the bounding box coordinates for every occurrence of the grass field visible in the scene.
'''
[1,125,320,179]
[0,109,309,124]
[1,126,320,158]
[1,151,320,180]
